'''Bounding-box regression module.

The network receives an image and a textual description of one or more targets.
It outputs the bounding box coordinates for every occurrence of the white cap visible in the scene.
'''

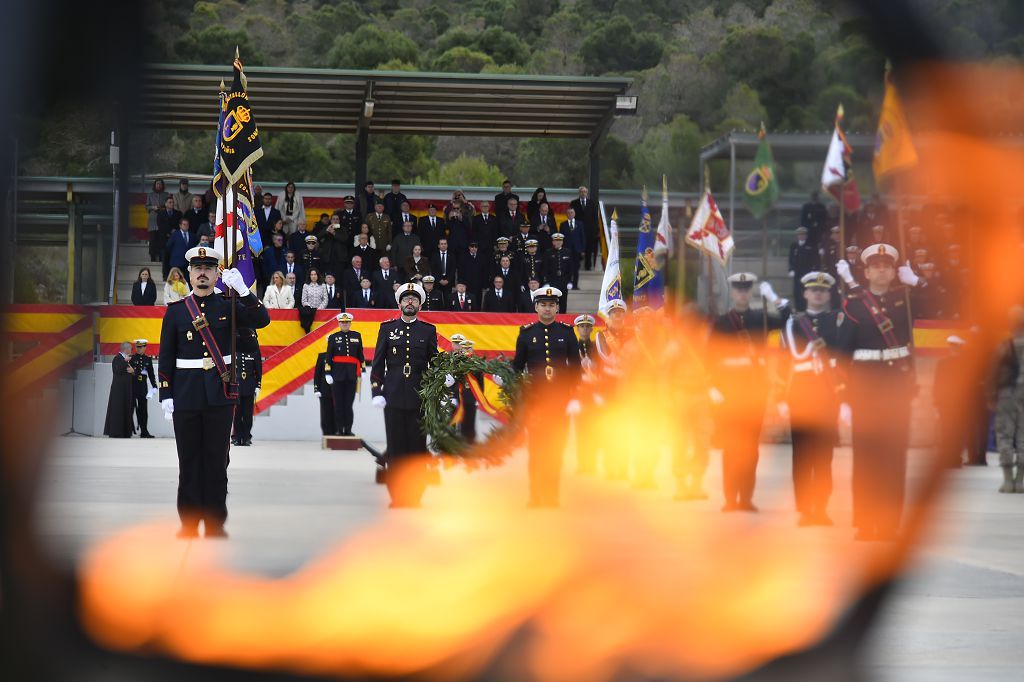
[727,272,758,285]
[395,282,425,304]
[800,271,836,288]
[860,243,899,264]
[336,312,353,322]
[459,339,475,349]
[606,299,627,313]
[947,335,966,346]
[134,339,148,345]
[574,314,596,326]
[531,285,563,301]
[450,333,466,344]
[184,245,224,265]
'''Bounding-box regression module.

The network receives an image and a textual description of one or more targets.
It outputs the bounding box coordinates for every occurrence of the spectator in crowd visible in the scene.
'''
[493,253,519,291]
[417,203,445,256]
[281,250,303,286]
[372,256,400,309]
[430,238,456,296]
[570,186,598,271]
[197,233,212,247]
[482,274,515,312]
[384,179,407,224]
[519,239,544,290]
[912,248,929,270]
[103,341,135,439]
[268,217,287,242]
[351,276,376,309]
[146,179,169,262]
[390,219,420,270]
[446,205,469,254]
[262,233,288,281]
[353,222,377,249]
[526,187,548,226]
[131,267,157,306]
[163,267,189,304]
[405,244,431,282]
[869,224,888,245]
[472,200,496,259]
[359,180,378,218]
[318,214,349,281]
[341,254,366,305]
[421,276,447,311]
[862,192,890,232]
[513,220,539,260]
[543,233,574,314]
[336,195,362,243]
[155,196,181,263]
[500,196,526,238]
[561,207,585,289]
[844,244,864,284]
[395,200,416,237]
[912,263,945,318]
[800,190,829,247]
[263,271,294,309]
[365,197,393,254]
[459,242,488,302]
[534,201,556,245]
[446,189,474,222]
[352,231,379,269]
[494,179,518,210]
[163,217,198,279]
[256,192,282,244]
[493,236,515,267]
[288,214,321,255]
[788,226,819,311]
[517,277,541,313]
[284,272,299,303]
[323,272,344,310]
[449,281,475,311]
[301,235,323,275]
[298,268,327,334]
[196,210,217,242]
[278,181,306,235]
[184,195,206,232]
[908,224,926,251]
[171,178,194,214]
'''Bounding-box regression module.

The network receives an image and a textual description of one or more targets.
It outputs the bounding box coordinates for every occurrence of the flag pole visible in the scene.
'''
[703,165,716,318]
[896,203,914,349]
[762,212,769,334]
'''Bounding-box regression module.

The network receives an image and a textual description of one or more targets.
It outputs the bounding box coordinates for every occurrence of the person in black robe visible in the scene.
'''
[103,341,135,438]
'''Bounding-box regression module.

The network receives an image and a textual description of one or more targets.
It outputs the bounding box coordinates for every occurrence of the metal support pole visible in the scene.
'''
[66,183,76,304]
[107,130,121,305]
[589,139,601,210]
[728,140,736,237]
[354,127,368,201]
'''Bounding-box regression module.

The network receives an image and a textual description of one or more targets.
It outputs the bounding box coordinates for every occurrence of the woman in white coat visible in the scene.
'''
[277,181,306,235]
[263,271,295,309]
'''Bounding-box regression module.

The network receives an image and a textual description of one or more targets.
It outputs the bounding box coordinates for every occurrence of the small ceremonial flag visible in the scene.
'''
[873,65,918,183]
[218,48,263,184]
[743,123,779,219]
[821,104,861,213]
[685,189,734,265]
[633,178,673,310]
[598,207,623,316]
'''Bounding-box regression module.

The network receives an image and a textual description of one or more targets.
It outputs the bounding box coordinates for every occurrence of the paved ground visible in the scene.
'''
[34,435,1024,681]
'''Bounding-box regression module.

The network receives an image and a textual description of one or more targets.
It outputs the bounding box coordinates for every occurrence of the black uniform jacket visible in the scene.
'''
[370,318,439,410]
[326,330,365,382]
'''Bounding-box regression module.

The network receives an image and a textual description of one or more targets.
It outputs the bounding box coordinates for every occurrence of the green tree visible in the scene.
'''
[416,153,505,186]
[631,114,704,190]
[326,25,420,70]
[719,83,768,130]
[257,131,335,183]
[514,138,589,187]
[433,47,496,73]
[476,27,530,65]
[599,135,635,189]
[579,16,664,74]
[173,25,265,65]
[368,135,439,185]
[289,1,366,67]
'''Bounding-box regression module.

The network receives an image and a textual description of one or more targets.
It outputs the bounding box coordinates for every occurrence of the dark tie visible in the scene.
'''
[365,291,370,302]
[431,218,435,228]
[356,269,360,280]
[441,253,446,272]
[328,286,333,299]
[497,290,501,299]
[383,271,388,280]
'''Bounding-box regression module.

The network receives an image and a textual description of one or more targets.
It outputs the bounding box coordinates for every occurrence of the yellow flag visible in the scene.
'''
[873,70,918,182]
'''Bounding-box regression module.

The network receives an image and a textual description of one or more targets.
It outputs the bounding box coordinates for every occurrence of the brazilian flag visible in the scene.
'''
[742,124,779,220]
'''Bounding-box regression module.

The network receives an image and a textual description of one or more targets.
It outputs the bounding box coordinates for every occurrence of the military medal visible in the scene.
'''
[186,330,193,341]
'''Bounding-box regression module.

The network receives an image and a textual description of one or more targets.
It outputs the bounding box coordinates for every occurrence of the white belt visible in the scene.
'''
[176,355,232,369]
[793,358,837,373]
[852,346,910,362]
[721,357,753,367]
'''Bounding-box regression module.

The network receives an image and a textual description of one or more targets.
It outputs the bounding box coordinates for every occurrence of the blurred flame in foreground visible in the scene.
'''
[75,63,1024,681]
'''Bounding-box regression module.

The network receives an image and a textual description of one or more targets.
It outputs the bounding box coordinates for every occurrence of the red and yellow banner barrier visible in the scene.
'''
[2,305,93,393]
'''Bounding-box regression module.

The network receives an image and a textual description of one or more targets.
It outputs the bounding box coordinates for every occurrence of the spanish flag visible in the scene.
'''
[873,67,918,182]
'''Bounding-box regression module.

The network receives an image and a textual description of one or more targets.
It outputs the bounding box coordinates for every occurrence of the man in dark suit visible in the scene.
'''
[262,233,289,281]
[394,200,416,240]
[570,186,599,270]
[390,219,421,271]
[384,179,408,224]
[323,272,345,310]
[482,275,515,312]
[352,232,379,271]
[350,277,377,309]
[183,195,207,233]
[491,254,520,294]
[163,218,198,278]
[281,250,303,288]
[499,196,527,238]
[517,278,542,313]
[430,238,456,297]
[372,256,401,309]
[255,192,282,244]
[335,195,362,243]
[494,179,519,211]
[471,200,497,259]
[155,196,182,261]
[196,210,217,243]
[449,281,475,312]
[358,181,378,219]
[560,207,585,289]
[458,242,488,302]
[417,203,445,257]
[341,254,367,306]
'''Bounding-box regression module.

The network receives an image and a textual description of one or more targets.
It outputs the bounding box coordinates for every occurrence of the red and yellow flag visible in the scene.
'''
[873,68,918,182]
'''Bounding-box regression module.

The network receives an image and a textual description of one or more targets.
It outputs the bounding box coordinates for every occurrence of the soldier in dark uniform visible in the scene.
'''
[336,195,362,243]
[509,286,582,507]
[573,314,599,474]
[301,235,323,275]
[574,314,596,371]
[370,282,439,507]
[420,275,447,311]
[130,339,157,438]
[313,352,336,437]
[493,236,516,269]
[158,246,271,538]
[782,272,845,526]
[542,233,574,314]
[518,239,544,290]
[788,226,820,311]
[819,226,843,308]
[512,222,538,261]
[595,300,633,480]
[103,341,135,439]
[709,273,790,512]
[231,327,262,447]
[325,312,365,436]
[835,243,925,541]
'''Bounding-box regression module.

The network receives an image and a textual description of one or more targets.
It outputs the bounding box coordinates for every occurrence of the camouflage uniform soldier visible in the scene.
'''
[993,310,1024,493]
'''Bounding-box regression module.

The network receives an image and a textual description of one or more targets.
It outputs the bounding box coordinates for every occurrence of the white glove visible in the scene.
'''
[788,270,795,277]
[444,373,455,388]
[777,402,791,420]
[836,259,855,284]
[325,375,334,385]
[492,374,504,387]
[567,283,574,290]
[708,387,724,405]
[254,387,260,399]
[566,399,581,416]
[759,281,779,304]
[313,391,321,398]
[839,403,852,427]
[372,395,387,408]
[897,260,920,287]
[581,357,593,371]
[221,268,250,296]
[161,398,174,420]
[450,398,458,406]
[146,387,156,400]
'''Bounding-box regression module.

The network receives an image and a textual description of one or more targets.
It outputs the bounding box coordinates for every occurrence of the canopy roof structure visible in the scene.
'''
[141,63,632,139]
